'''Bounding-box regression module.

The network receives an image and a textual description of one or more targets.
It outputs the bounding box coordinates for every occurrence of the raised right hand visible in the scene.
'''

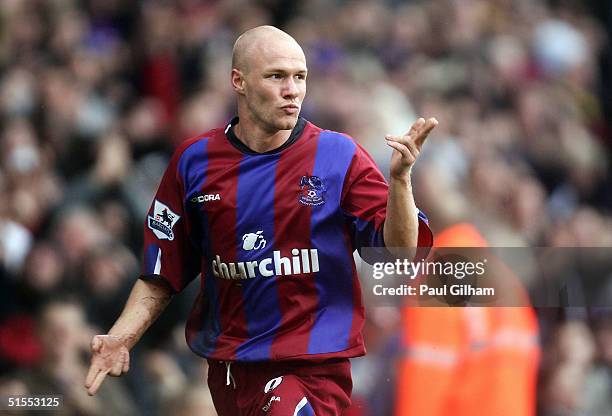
[84,335,130,396]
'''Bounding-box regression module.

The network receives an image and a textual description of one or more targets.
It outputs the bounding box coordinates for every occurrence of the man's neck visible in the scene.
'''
[234,116,292,153]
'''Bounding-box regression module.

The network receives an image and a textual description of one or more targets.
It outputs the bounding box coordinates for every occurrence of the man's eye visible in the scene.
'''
[270,74,282,79]
[295,74,306,80]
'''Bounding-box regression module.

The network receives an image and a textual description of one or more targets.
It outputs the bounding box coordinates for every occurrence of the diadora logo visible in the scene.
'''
[264,377,283,393]
[190,192,220,203]
[148,200,180,240]
[242,231,266,251]
[262,377,283,413]
[299,175,325,206]
[262,396,281,413]
[212,249,319,280]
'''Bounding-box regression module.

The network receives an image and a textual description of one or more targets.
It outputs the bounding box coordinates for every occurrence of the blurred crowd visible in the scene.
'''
[0,0,610,415]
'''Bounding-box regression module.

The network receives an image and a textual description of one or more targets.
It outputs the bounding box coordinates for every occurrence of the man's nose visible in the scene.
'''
[282,78,300,98]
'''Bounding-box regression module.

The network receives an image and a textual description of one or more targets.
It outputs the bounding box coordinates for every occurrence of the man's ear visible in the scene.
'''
[231,68,246,95]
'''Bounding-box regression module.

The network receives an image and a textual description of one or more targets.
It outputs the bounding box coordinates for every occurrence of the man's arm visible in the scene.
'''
[84,278,173,396]
[383,117,437,256]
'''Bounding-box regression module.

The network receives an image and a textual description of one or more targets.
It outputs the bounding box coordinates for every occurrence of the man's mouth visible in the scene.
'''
[281,104,299,114]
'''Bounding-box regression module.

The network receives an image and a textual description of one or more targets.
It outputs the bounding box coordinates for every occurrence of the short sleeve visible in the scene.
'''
[140,150,200,293]
[341,143,433,256]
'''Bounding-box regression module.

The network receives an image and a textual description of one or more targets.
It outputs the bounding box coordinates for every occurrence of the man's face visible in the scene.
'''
[238,41,307,132]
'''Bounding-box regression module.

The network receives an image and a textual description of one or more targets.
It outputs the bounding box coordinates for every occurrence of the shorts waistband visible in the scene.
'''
[208,357,350,376]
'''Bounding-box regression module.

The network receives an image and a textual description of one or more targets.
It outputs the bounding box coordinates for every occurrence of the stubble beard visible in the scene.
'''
[257,107,298,132]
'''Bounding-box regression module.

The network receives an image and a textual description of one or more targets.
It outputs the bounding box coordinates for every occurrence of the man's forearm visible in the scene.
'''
[384,176,419,256]
[382,116,436,254]
[107,279,173,350]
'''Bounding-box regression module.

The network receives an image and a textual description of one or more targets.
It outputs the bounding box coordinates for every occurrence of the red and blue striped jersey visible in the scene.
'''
[141,117,433,362]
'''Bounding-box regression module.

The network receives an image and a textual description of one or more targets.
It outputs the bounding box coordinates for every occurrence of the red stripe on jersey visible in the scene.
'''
[204,133,249,359]
[270,123,321,359]
[185,272,206,347]
[341,142,388,229]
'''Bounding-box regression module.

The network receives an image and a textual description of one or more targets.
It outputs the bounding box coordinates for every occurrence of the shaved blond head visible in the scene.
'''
[232,25,304,73]
[229,25,307,139]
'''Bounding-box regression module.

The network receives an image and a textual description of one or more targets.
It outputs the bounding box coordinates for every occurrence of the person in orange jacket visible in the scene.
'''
[395,165,540,416]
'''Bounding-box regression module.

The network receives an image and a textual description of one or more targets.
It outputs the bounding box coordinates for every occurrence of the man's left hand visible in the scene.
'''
[385,117,438,181]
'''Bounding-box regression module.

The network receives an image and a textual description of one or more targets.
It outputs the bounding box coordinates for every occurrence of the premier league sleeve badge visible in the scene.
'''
[148,200,181,240]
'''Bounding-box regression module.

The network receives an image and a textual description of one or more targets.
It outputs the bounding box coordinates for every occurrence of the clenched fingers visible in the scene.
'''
[91,335,103,353]
[109,351,128,376]
[122,350,130,373]
[385,139,412,160]
[385,135,420,160]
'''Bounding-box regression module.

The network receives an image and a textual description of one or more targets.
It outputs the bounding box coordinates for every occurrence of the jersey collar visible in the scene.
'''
[224,116,307,155]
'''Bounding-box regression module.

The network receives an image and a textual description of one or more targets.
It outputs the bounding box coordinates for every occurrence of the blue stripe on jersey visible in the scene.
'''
[144,243,160,275]
[235,154,283,361]
[178,138,209,198]
[308,131,357,354]
[352,216,385,249]
[177,138,222,356]
[296,399,315,416]
[418,209,429,224]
